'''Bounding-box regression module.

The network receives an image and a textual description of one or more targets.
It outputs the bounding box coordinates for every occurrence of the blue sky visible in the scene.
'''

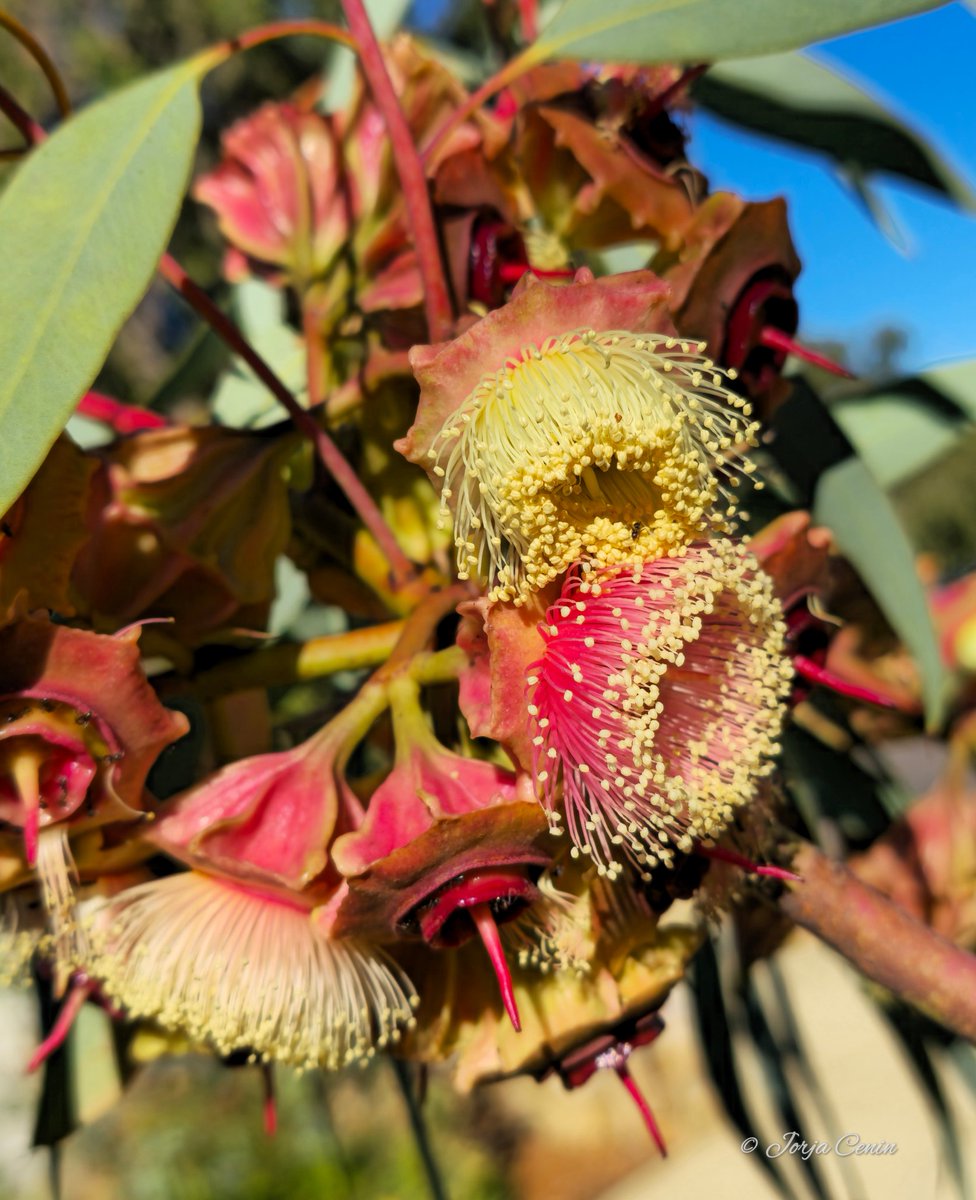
[688,2,976,372]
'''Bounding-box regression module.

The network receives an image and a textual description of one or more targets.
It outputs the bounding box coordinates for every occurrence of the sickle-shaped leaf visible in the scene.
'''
[831,360,976,488]
[693,52,975,212]
[0,53,219,516]
[532,0,946,66]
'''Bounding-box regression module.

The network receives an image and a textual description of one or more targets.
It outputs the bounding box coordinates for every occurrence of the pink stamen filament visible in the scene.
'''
[470,904,521,1033]
[698,844,801,884]
[792,653,902,709]
[26,977,92,1073]
[759,327,855,379]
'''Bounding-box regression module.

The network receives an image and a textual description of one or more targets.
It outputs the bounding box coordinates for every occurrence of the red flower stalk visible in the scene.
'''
[526,541,792,879]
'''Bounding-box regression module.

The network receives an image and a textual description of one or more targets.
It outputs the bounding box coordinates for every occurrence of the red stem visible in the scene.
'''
[779,840,976,1041]
[157,253,415,588]
[470,903,521,1032]
[340,0,454,342]
[0,82,45,145]
[518,0,539,42]
[0,11,72,117]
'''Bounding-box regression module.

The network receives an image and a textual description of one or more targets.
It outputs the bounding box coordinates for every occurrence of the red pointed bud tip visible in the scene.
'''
[551,1012,666,1152]
[471,902,521,1032]
[758,326,854,379]
[0,434,96,623]
[76,391,170,434]
[527,542,793,881]
[399,270,766,604]
[327,677,553,946]
[72,425,301,645]
[413,868,535,1031]
[791,654,904,710]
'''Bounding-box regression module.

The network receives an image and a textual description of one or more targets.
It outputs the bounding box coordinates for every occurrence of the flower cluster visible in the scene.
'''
[6,21,937,1179]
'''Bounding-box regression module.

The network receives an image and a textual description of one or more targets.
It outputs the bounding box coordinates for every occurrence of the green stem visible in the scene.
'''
[411,644,467,686]
[391,1058,450,1200]
[340,0,455,342]
[161,621,406,699]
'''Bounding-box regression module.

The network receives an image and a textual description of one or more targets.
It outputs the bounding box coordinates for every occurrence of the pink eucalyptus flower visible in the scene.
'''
[525,541,792,878]
[87,714,417,1070]
[328,673,552,1030]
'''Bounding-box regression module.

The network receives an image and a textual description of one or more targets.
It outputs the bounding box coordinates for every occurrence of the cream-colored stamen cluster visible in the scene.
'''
[0,895,48,987]
[504,871,591,975]
[37,826,88,986]
[527,541,793,879]
[428,330,758,603]
[86,872,418,1071]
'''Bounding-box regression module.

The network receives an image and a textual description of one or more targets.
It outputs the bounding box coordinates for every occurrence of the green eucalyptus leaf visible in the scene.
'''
[813,456,952,728]
[533,0,946,67]
[0,54,217,516]
[694,52,975,210]
[831,360,976,487]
